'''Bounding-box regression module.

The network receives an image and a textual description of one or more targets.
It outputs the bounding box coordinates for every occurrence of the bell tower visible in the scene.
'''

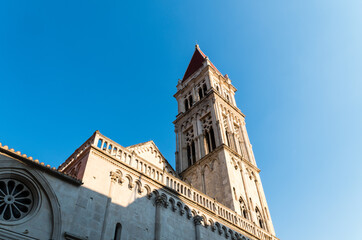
[174,45,275,235]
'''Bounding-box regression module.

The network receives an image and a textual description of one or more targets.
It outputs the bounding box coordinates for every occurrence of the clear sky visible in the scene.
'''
[1,0,361,239]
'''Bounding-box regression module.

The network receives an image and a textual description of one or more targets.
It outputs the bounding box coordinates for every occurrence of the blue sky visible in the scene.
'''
[1,0,362,239]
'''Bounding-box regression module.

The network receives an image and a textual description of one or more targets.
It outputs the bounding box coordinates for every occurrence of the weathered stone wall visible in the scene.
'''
[0,135,277,240]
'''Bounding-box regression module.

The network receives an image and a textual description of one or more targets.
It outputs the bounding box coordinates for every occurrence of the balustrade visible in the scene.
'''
[89,133,277,240]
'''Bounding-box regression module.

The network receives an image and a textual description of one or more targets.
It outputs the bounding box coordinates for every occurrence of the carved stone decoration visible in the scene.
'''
[110,171,124,185]
[169,198,177,212]
[144,185,152,199]
[215,223,223,235]
[184,206,192,219]
[222,226,230,238]
[193,215,203,226]
[177,202,185,216]
[0,179,33,221]
[229,229,236,240]
[154,195,168,208]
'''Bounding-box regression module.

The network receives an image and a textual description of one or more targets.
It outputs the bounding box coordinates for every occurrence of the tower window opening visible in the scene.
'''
[239,198,248,219]
[204,131,211,154]
[204,127,216,155]
[210,127,216,150]
[188,96,193,107]
[184,99,189,111]
[191,141,196,164]
[114,223,122,240]
[185,128,195,167]
[203,83,207,94]
[256,207,265,229]
[198,88,203,99]
[186,140,196,167]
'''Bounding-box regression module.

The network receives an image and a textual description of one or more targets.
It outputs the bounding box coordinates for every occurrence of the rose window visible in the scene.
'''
[0,179,33,221]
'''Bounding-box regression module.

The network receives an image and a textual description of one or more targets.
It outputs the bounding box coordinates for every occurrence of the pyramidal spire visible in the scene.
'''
[182,45,222,81]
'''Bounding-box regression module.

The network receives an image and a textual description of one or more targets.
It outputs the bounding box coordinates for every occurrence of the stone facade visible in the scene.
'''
[0,46,278,240]
[174,45,275,235]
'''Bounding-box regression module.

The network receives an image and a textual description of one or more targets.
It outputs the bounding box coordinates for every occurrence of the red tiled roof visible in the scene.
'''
[182,45,223,81]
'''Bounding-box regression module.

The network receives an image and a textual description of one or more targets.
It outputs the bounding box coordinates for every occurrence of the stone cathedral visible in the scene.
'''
[0,45,278,240]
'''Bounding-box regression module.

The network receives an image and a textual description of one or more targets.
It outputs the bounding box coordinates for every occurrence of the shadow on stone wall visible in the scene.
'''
[65,175,252,240]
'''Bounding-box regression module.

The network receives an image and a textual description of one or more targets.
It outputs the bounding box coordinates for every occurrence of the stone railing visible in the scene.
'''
[63,131,278,240]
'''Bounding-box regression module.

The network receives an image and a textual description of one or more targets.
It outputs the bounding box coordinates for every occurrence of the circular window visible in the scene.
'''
[0,179,34,221]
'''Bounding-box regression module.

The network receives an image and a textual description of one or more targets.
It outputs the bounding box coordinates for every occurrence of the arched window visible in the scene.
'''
[203,83,207,94]
[187,141,196,167]
[191,141,196,164]
[184,99,189,111]
[204,127,216,155]
[210,127,216,150]
[188,95,193,107]
[204,131,211,154]
[114,223,122,240]
[198,88,203,99]
[187,145,191,166]
[239,198,248,219]
[255,207,265,229]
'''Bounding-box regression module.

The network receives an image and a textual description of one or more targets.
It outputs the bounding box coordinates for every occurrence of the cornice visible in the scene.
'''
[0,143,82,185]
[179,144,260,178]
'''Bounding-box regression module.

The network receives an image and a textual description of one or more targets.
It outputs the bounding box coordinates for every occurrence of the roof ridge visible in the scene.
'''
[0,142,81,184]
[182,45,223,81]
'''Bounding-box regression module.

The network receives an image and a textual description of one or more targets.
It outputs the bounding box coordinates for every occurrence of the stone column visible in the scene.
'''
[100,171,119,240]
[154,196,167,240]
[240,122,252,163]
[194,215,203,240]
[196,118,205,159]
[193,117,201,161]
[210,99,222,146]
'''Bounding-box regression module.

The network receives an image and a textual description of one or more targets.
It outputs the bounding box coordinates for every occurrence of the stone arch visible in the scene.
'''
[201,214,208,228]
[222,226,230,238]
[191,209,197,217]
[160,193,168,202]
[134,179,143,194]
[144,184,152,199]
[0,165,62,240]
[125,174,134,190]
[208,218,216,232]
[255,206,265,229]
[184,205,192,219]
[228,229,236,240]
[176,201,185,216]
[168,197,177,212]
[151,190,160,202]
[215,222,223,235]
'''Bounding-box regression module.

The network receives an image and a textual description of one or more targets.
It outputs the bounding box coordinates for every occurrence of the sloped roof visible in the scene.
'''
[182,45,223,81]
[0,142,81,184]
[126,140,176,175]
